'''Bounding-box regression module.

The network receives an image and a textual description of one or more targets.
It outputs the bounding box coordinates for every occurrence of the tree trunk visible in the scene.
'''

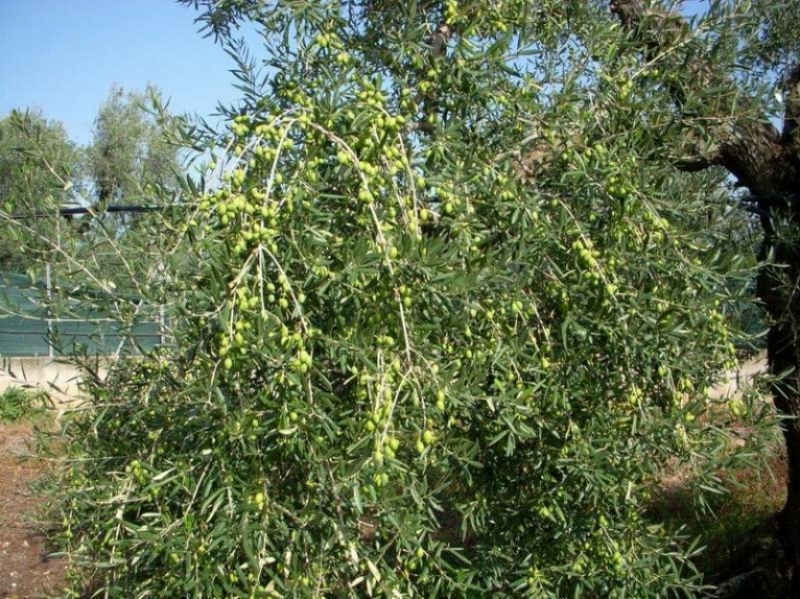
[608,0,800,582]
[770,324,800,554]
[761,220,800,577]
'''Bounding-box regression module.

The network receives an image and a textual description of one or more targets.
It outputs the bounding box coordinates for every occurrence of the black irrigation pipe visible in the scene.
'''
[8,204,196,220]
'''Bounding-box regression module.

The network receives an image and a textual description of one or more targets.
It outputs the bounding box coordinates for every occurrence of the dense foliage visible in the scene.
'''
[51,1,768,597]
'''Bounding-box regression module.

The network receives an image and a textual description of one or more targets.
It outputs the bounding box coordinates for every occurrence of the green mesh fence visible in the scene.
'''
[0,271,164,357]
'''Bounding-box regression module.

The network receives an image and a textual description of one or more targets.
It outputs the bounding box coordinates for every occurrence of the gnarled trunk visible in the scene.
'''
[761,222,800,568]
[609,0,800,583]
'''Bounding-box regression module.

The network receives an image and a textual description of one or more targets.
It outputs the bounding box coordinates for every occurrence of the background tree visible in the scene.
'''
[51,1,766,597]
[0,88,183,284]
[87,85,181,212]
[69,85,187,298]
[0,109,82,272]
[0,92,185,359]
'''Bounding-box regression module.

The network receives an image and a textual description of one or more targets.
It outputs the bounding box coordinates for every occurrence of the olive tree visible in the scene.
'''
[52,1,761,597]
[607,0,800,592]
[88,85,181,211]
[0,110,82,271]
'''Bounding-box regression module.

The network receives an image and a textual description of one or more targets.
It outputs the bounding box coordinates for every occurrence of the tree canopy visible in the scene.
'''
[46,1,782,597]
[0,110,82,271]
[87,85,181,212]
[0,85,184,302]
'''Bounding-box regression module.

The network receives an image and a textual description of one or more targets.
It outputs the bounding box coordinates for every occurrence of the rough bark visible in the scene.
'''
[609,0,800,590]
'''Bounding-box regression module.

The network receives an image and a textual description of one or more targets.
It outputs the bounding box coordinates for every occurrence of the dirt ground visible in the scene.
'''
[0,420,67,599]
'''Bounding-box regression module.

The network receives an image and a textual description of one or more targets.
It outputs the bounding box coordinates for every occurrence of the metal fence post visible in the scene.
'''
[45,263,53,358]
[159,305,166,347]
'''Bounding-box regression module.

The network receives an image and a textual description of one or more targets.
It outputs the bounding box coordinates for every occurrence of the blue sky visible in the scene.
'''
[0,0,250,146]
[0,0,714,150]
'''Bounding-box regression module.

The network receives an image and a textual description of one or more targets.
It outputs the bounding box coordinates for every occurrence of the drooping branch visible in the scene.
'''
[608,0,799,208]
[610,2,800,579]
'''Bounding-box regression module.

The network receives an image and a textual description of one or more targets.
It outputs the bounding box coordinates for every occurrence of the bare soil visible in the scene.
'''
[0,420,67,599]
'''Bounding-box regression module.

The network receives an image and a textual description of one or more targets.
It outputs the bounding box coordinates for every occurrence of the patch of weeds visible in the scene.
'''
[647,445,787,579]
[646,385,788,583]
[0,386,50,423]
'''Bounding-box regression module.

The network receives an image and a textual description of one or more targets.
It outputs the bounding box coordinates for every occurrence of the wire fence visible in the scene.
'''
[0,270,165,357]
